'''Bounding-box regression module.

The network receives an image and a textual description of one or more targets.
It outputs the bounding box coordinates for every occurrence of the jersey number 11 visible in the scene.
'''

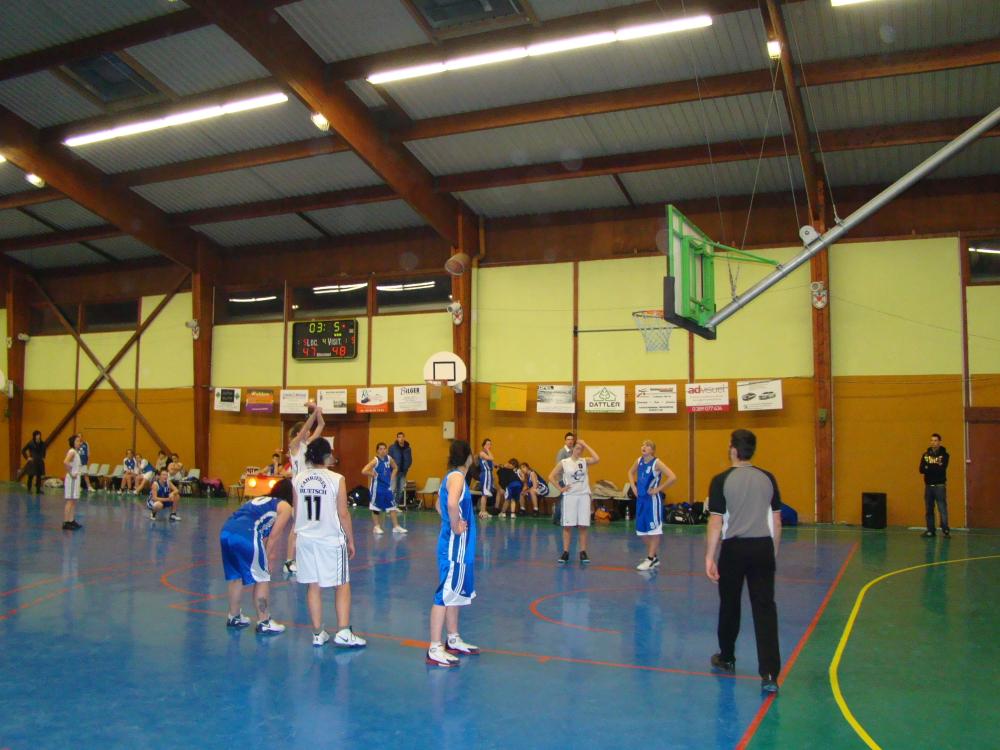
[304,495,322,520]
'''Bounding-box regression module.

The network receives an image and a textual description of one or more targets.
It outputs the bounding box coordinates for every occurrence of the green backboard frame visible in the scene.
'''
[664,204,779,340]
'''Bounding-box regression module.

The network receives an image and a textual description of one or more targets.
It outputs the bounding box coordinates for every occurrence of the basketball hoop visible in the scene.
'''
[632,309,674,352]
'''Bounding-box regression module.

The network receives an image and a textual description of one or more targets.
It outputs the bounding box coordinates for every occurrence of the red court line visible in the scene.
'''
[0,567,162,622]
[528,585,683,634]
[735,541,860,750]
[1,559,160,598]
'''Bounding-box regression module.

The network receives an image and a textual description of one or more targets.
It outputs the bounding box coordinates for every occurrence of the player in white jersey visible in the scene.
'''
[293,437,366,649]
[283,402,324,576]
[62,434,83,530]
[627,440,677,571]
[549,439,599,564]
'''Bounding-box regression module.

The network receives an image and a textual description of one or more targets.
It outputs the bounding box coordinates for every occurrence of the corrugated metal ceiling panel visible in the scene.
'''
[805,65,1000,132]
[530,0,645,22]
[0,163,30,196]
[821,138,1000,190]
[195,214,324,247]
[457,175,628,217]
[7,243,105,270]
[0,71,103,128]
[783,0,1000,64]
[0,0,183,59]
[305,200,425,236]
[125,25,270,97]
[73,98,319,174]
[407,91,789,175]
[132,170,281,213]
[620,156,804,205]
[88,236,160,261]
[0,210,52,239]
[24,200,105,230]
[279,0,428,63]
[250,152,384,196]
[346,80,386,109]
[386,9,766,119]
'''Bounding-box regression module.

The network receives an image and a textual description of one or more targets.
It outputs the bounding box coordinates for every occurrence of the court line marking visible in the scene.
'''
[736,540,860,750]
[0,566,162,622]
[528,586,684,634]
[1,559,160,599]
[829,553,1000,750]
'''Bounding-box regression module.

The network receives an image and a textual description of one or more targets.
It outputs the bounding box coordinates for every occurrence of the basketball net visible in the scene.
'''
[632,310,673,352]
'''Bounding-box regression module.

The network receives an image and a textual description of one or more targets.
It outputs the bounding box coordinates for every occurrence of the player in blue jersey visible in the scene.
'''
[427,439,480,667]
[520,462,549,517]
[496,458,523,519]
[476,438,496,520]
[147,469,181,522]
[363,442,406,535]
[120,448,138,493]
[220,478,294,634]
[627,440,677,570]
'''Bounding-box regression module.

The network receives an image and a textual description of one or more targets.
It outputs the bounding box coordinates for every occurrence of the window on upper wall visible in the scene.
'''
[82,300,139,332]
[375,275,452,313]
[215,288,284,324]
[968,240,1000,283]
[29,304,77,335]
[292,282,368,320]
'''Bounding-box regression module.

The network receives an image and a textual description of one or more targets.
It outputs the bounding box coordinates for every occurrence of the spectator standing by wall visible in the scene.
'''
[919,432,950,538]
[22,430,46,494]
[388,432,413,508]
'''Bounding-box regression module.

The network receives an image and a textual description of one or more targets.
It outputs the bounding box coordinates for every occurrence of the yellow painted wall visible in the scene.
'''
[213,322,284,387]
[696,246,813,379]
[577,256,690,380]
[78,331,137,391]
[139,292,193,388]
[371,312,452,384]
[475,263,573,382]
[967,285,1000,375]
[830,238,963,376]
[286,318,368,387]
[24,335,77,390]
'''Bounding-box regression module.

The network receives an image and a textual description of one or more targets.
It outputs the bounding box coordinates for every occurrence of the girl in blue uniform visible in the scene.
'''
[220,478,294,634]
[147,469,181,521]
[476,438,496,520]
[363,442,406,535]
[521,462,549,516]
[120,449,138,493]
[627,440,677,570]
[428,440,480,667]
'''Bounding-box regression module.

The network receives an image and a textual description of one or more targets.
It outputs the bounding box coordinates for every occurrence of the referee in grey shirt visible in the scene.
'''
[705,429,782,694]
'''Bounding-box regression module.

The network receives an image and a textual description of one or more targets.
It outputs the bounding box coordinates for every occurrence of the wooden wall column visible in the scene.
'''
[5,267,30,479]
[193,238,216,476]
[812,206,834,522]
[450,211,477,442]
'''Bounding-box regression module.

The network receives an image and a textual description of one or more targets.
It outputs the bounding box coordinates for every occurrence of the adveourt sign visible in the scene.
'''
[685,382,730,413]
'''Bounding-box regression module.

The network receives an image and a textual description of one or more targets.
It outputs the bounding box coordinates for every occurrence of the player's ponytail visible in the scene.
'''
[305,437,332,467]
[270,478,293,503]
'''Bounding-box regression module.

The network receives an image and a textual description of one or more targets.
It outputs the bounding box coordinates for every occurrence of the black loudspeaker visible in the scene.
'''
[862,492,887,529]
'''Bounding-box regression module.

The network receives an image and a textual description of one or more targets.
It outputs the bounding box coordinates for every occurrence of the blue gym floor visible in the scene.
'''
[2,488,997,750]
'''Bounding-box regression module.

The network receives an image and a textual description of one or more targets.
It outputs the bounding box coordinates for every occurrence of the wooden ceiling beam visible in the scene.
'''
[187,0,470,247]
[0,188,62,210]
[0,106,203,268]
[0,224,119,253]
[763,0,822,222]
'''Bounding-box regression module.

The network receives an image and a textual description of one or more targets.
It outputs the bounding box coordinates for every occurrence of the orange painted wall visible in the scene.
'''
[209,397,284,487]
[833,375,966,528]
[367,389,454,487]
[971,375,1000,407]
[472,379,817,520]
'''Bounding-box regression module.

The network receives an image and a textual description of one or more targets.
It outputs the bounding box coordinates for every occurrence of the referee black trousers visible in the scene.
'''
[717,536,781,680]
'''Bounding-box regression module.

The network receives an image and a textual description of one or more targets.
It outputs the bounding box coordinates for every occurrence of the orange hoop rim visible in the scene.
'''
[632,309,665,319]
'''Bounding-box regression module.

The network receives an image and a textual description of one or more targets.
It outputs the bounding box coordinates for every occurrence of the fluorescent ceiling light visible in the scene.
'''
[614,14,712,40]
[526,31,616,56]
[310,112,330,131]
[767,40,782,59]
[366,15,710,84]
[376,282,436,292]
[25,173,45,187]
[0,154,6,164]
[229,295,278,303]
[313,283,367,294]
[64,92,288,147]
[970,247,1000,255]
[831,0,878,6]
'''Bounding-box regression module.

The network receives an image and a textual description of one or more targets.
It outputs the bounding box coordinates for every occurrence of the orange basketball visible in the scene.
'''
[444,252,471,276]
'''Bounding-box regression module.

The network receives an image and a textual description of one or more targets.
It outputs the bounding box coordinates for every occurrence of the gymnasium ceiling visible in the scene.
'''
[0,0,997,271]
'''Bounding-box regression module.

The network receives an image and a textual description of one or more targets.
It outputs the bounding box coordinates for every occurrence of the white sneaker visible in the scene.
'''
[636,556,659,571]
[227,612,251,628]
[392,526,408,534]
[283,559,297,576]
[313,630,330,647]
[169,513,181,522]
[256,619,286,634]
[334,627,367,648]
[373,526,385,535]
[426,643,459,667]
[446,634,480,655]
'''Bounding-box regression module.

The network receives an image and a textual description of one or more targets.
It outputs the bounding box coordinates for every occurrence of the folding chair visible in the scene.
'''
[415,477,441,510]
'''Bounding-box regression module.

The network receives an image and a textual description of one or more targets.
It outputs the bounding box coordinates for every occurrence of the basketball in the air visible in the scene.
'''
[444,252,471,276]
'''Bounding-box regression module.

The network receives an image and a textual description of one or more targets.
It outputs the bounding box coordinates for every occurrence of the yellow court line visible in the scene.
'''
[829,553,1000,750]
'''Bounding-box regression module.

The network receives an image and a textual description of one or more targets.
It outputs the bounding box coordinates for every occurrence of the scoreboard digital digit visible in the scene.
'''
[292,319,359,360]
